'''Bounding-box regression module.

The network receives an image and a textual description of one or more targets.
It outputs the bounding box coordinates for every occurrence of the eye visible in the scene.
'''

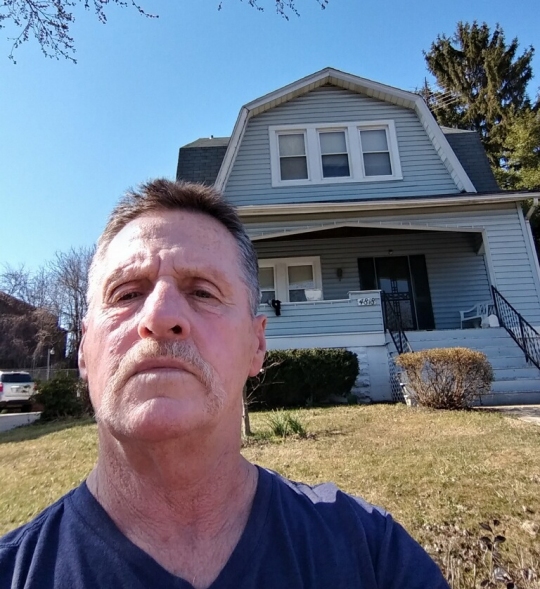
[117,291,141,302]
[192,289,215,300]
[110,286,143,303]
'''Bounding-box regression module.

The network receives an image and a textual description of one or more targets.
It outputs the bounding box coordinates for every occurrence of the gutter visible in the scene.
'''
[236,192,540,218]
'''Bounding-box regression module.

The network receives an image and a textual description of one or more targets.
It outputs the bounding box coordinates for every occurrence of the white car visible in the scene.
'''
[0,371,35,412]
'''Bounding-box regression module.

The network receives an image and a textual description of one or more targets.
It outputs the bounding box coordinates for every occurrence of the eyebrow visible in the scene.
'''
[100,260,147,297]
[172,264,236,294]
[100,260,237,298]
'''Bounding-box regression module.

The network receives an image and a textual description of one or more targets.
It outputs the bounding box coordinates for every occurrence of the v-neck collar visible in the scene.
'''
[70,465,275,588]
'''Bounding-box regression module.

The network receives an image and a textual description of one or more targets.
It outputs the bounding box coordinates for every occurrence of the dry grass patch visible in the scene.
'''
[0,419,97,533]
[245,405,540,587]
[1,406,540,587]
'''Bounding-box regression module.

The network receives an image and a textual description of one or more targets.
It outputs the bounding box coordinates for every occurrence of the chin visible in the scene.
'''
[99,396,220,443]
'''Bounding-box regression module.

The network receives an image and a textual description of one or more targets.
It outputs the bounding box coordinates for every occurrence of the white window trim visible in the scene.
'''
[317,128,352,181]
[258,256,323,303]
[276,130,310,183]
[269,120,403,187]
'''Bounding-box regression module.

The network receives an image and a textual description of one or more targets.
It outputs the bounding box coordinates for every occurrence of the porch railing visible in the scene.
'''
[381,292,413,355]
[492,286,540,370]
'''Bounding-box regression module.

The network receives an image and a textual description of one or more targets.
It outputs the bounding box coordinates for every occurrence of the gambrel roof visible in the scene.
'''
[177,128,502,194]
[213,67,476,193]
[177,68,509,194]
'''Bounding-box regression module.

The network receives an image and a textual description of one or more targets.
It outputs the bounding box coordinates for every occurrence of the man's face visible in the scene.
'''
[79,210,266,442]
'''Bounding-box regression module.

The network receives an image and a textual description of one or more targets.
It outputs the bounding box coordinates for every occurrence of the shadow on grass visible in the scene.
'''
[0,417,95,444]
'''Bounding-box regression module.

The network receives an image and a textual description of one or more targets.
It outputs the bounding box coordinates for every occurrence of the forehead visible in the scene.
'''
[101,210,242,275]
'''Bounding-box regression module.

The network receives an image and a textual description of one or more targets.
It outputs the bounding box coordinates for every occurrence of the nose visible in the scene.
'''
[137,279,191,340]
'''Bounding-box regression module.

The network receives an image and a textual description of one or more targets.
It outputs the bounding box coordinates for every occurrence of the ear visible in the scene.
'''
[78,320,88,381]
[248,314,267,377]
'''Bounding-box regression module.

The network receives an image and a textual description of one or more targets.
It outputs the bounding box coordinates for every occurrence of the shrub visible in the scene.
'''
[395,347,493,409]
[246,348,359,409]
[33,371,89,420]
[266,411,307,438]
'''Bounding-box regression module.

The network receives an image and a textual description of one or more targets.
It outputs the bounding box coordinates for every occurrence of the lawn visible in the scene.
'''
[1,405,540,587]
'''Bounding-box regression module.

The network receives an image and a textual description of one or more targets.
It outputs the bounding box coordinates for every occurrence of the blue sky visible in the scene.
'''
[1,0,538,271]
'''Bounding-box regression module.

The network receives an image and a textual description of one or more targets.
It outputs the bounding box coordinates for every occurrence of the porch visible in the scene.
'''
[255,225,493,333]
[261,291,385,348]
[260,291,540,405]
[260,290,392,402]
[252,216,540,404]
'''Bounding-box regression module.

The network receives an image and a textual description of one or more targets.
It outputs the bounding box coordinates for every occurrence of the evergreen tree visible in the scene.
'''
[424,22,534,167]
[496,106,540,191]
[496,106,540,255]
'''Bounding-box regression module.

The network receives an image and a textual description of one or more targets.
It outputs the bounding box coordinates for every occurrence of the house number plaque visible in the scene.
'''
[357,297,377,306]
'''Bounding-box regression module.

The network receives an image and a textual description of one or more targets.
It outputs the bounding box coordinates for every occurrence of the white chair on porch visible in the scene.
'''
[460,301,496,329]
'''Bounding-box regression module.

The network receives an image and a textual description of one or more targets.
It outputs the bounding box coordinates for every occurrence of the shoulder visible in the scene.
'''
[0,485,82,589]
[1,488,75,546]
[264,466,388,524]
[261,468,449,589]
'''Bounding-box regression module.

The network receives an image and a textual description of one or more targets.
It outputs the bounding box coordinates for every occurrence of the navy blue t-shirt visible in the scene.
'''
[0,467,448,588]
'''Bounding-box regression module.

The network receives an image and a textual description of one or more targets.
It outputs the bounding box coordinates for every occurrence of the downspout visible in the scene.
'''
[526,197,539,220]
[523,199,540,318]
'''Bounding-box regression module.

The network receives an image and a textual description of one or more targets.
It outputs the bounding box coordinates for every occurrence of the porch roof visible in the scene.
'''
[249,221,485,242]
[238,191,540,219]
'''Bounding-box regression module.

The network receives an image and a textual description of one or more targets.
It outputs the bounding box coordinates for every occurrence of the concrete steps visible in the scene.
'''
[400,327,540,405]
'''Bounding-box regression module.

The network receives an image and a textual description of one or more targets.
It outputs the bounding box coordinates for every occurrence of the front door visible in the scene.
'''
[376,256,417,330]
[357,255,435,331]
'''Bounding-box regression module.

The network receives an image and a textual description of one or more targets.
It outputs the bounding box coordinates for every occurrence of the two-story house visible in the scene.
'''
[176,68,540,405]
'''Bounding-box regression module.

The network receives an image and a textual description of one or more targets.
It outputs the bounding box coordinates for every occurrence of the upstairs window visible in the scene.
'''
[359,128,392,177]
[269,121,402,186]
[319,131,350,178]
[278,133,308,181]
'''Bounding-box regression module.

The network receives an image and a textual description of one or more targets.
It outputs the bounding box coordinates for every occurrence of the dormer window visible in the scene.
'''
[319,131,350,178]
[269,121,402,187]
[359,128,392,177]
[278,133,308,181]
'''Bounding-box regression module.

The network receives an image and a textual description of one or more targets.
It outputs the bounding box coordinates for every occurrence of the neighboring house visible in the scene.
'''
[0,291,65,369]
[177,67,540,405]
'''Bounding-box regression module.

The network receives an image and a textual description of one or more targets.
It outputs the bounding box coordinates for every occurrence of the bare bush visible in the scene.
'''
[396,347,493,409]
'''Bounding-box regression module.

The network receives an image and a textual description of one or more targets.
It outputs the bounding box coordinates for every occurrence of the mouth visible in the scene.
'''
[130,358,196,379]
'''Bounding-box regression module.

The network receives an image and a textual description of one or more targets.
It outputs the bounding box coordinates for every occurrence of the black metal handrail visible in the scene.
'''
[381,292,413,355]
[492,286,540,370]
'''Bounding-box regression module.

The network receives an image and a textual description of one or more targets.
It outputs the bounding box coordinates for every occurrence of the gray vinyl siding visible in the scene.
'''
[249,203,540,327]
[224,86,460,206]
[262,298,383,337]
[255,232,490,330]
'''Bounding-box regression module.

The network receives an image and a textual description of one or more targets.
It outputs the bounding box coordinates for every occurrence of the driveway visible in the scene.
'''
[481,405,540,426]
[0,412,41,433]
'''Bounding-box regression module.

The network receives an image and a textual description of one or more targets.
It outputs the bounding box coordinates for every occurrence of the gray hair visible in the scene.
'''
[87,179,260,315]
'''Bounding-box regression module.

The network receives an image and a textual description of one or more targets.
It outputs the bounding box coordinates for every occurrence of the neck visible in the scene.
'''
[87,426,257,539]
[87,427,259,587]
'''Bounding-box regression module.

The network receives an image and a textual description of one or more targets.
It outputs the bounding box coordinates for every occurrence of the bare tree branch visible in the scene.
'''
[0,0,156,62]
[218,0,328,20]
[2,0,328,62]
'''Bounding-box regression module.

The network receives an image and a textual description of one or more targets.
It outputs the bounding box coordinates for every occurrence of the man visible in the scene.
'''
[0,179,449,588]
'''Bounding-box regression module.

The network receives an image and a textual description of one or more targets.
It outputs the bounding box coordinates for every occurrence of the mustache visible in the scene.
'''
[112,339,216,391]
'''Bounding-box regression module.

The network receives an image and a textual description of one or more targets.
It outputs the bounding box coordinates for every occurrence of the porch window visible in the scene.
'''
[288,265,315,302]
[258,266,276,304]
[259,256,322,303]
